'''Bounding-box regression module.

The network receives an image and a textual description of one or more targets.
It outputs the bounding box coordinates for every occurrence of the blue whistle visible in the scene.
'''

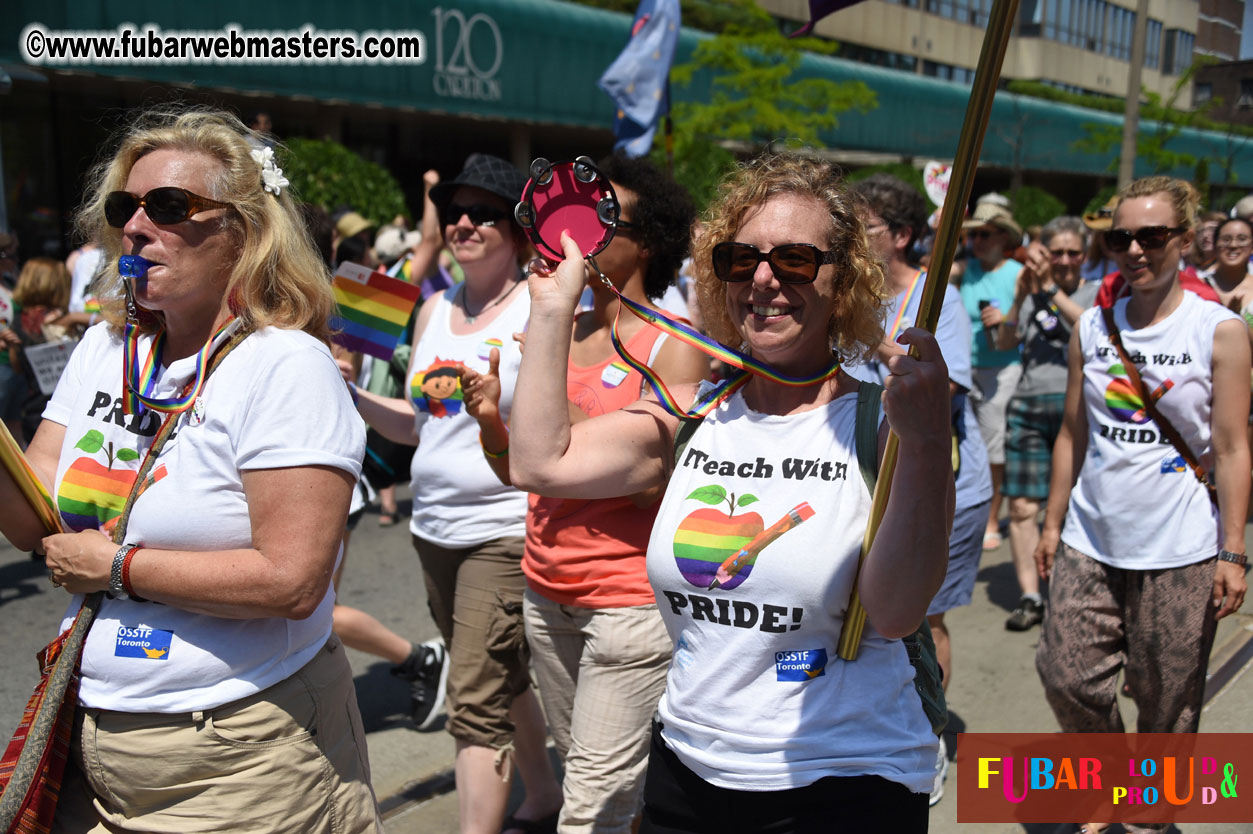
[118,255,151,278]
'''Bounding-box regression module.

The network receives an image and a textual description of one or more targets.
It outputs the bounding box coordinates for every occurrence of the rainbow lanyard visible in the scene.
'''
[591,263,841,419]
[122,317,239,416]
[887,269,925,343]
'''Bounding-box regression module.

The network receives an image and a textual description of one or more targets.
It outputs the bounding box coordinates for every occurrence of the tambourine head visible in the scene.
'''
[517,157,619,262]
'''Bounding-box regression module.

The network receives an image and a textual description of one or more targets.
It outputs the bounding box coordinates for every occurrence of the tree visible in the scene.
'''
[280,138,408,226]
[1068,61,1252,199]
[662,8,876,208]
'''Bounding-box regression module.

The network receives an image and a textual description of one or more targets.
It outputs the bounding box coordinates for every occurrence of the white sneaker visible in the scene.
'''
[929,736,949,806]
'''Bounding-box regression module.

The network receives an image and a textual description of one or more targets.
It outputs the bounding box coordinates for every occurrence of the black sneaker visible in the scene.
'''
[1005,597,1044,631]
[391,639,448,730]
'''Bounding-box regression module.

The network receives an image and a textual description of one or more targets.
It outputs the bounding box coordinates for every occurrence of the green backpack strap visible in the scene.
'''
[852,381,948,737]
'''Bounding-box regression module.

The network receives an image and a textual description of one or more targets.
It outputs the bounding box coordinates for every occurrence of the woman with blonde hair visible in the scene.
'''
[1035,177,1249,834]
[509,153,953,831]
[0,107,378,832]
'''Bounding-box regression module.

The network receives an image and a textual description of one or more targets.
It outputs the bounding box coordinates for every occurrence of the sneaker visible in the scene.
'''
[1005,597,1044,631]
[391,639,448,730]
[929,736,949,806]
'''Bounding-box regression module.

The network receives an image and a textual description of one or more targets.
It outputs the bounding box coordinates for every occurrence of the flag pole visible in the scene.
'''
[838,0,1020,661]
[0,421,62,535]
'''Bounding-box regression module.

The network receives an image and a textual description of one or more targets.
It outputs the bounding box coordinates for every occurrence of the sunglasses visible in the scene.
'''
[968,228,1001,240]
[440,203,508,228]
[1048,248,1084,260]
[711,242,836,284]
[105,187,232,228]
[1105,226,1186,253]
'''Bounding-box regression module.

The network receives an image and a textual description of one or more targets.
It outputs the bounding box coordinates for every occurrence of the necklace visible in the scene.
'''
[461,278,521,324]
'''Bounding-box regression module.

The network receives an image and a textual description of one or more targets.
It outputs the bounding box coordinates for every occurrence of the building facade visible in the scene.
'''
[762,0,1200,103]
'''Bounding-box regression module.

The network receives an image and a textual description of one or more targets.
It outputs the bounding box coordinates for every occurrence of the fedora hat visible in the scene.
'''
[961,202,1022,240]
[429,153,528,216]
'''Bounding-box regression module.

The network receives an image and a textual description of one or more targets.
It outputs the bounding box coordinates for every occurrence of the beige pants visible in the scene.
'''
[54,634,381,833]
[524,588,673,834]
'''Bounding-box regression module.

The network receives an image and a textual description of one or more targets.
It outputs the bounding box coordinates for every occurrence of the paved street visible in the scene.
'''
[3,492,1251,833]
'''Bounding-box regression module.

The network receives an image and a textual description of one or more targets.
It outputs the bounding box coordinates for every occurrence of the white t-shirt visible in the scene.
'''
[1063,292,1237,569]
[646,386,936,794]
[44,323,365,712]
[407,285,529,546]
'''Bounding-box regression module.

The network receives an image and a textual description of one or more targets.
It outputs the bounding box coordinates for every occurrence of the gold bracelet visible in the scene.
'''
[479,434,509,458]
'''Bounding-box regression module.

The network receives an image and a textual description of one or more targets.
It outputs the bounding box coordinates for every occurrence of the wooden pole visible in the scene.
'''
[1118,0,1150,189]
[838,0,1021,661]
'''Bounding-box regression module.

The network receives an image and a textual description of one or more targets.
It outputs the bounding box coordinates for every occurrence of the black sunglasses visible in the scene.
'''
[1105,226,1186,253]
[105,187,232,228]
[440,203,508,228]
[711,242,836,284]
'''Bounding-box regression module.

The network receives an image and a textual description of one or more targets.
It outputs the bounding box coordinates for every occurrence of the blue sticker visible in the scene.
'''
[775,649,827,681]
[114,625,173,660]
[1160,454,1186,474]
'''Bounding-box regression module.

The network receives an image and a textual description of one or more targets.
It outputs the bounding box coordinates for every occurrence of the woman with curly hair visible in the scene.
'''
[461,153,708,833]
[507,153,953,832]
[0,107,377,831]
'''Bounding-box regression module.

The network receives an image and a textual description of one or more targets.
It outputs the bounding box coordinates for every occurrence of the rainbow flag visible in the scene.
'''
[330,262,421,360]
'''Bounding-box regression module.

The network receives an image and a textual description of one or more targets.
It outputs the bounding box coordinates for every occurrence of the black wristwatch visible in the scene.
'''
[1217,549,1247,567]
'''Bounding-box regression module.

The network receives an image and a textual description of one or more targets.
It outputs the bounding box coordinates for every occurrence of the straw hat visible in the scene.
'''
[1082,196,1119,231]
[961,202,1022,240]
[336,211,375,241]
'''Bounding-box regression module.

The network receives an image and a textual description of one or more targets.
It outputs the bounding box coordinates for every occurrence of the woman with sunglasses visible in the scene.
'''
[349,153,562,834]
[0,108,379,831]
[1034,177,1249,834]
[509,154,953,832]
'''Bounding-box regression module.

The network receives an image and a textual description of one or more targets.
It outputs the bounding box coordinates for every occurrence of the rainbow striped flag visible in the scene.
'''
[331,262,421,360]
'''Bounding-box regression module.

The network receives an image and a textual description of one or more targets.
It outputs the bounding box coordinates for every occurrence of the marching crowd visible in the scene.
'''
[1,105,1250,834]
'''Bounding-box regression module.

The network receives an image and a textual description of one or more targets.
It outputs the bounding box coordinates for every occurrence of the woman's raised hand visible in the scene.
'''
[526,231,589,313]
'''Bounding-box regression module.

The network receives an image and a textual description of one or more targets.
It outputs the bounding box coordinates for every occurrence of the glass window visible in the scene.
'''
[1144,19,1162,70]
[1193,83,1211,105]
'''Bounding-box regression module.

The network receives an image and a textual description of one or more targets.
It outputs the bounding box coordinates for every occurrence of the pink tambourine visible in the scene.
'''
[515,157,621,262]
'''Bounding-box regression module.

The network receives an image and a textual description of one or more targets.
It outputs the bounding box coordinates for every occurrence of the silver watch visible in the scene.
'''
[1218,549,1248,567]
[109,544,131,600]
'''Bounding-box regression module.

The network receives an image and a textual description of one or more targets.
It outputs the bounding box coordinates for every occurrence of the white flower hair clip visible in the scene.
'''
[250,146,290,197]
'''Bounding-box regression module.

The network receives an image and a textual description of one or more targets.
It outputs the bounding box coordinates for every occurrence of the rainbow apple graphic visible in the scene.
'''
[57,430,167,532]
[672,486,763,591]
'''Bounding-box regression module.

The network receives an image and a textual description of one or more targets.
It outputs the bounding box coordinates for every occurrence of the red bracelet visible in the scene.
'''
[121,545,146,602]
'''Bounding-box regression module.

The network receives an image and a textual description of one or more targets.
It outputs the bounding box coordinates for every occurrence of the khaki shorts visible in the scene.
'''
[54,634,380,833]
[413,534,530,749]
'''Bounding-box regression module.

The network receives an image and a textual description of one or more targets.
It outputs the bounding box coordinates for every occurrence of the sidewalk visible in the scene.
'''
[359,533,1253,834]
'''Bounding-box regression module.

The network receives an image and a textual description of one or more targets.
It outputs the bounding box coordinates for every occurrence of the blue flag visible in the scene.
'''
[598,0,681,157]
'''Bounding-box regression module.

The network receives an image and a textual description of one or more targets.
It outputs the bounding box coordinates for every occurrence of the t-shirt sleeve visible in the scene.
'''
[1071,281,1099,311]
[234,337,366,478]
[42,322,108,427]
[936,285,974,391]
[1016,294,1034,343]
